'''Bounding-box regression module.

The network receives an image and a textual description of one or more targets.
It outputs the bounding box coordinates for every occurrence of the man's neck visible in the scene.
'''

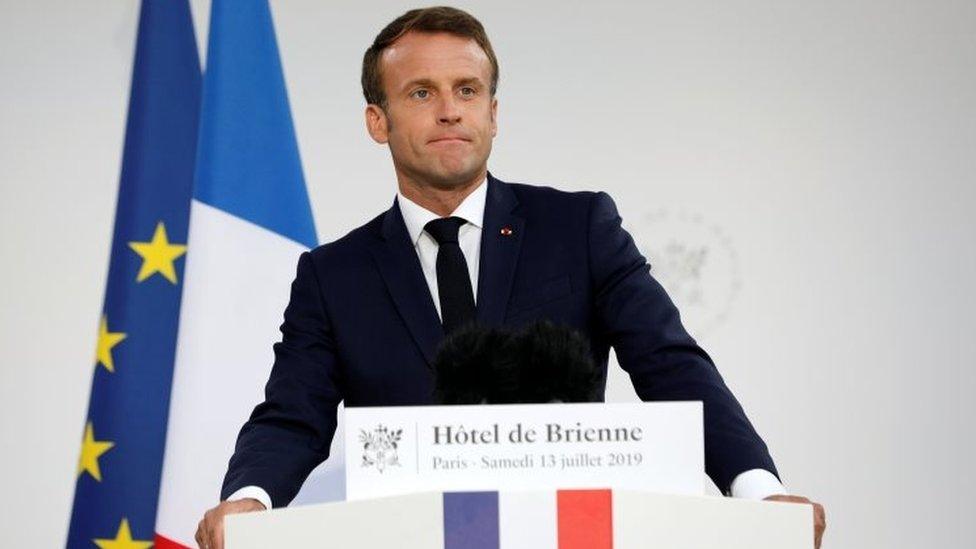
[397,170,487,217]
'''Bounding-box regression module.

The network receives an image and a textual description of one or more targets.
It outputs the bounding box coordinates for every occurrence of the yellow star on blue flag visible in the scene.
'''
[93,518,153,549]
[77,422,115,482]
[128,221,187,284]
[95,316,127,373]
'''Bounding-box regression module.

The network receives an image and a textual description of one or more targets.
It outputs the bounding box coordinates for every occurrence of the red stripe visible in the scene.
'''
[557,489,613,549]
[155,533,192,549]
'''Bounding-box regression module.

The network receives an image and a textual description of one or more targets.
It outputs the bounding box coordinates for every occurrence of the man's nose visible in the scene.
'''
[436,95,462,124]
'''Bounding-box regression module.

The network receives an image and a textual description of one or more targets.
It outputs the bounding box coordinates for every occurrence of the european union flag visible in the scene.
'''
[66,1,200,547]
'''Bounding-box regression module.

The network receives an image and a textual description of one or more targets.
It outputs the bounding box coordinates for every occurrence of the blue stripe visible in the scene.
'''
[193,0,317,248]
[443,491,500,549]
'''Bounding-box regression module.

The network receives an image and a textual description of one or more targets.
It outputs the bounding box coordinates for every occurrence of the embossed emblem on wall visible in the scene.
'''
[631,209,741,340]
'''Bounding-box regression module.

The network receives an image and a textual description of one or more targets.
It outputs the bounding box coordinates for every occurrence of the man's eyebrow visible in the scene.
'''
[401,78,437,92]
[400,77,486,93]
[454,77,486,89]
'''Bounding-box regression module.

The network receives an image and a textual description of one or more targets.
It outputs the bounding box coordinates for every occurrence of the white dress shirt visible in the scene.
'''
[396,177,486,318]
[228,178,785,508]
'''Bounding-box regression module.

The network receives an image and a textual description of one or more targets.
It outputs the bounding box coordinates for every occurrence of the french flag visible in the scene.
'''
[444,490,613,549]
[154,1,342,546]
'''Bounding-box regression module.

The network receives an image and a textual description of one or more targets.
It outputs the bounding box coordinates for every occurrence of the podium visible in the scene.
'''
[225,489,812,548]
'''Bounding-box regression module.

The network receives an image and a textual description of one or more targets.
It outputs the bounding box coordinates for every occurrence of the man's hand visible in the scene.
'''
[195,498,266,549]
[764,494,826,548]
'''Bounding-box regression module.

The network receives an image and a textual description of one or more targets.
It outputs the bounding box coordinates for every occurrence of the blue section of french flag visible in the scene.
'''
[191,0,316,249]
[444,492,501,549]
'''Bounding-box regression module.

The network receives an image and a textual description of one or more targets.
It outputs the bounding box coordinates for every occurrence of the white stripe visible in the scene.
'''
[155,200,344,544]
[499,490,557,549]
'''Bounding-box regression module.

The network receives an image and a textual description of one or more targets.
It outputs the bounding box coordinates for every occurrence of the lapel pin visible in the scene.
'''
[500,226,513,237]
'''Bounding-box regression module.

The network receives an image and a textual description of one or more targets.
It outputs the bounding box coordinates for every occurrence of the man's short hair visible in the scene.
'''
[361,6,500,108]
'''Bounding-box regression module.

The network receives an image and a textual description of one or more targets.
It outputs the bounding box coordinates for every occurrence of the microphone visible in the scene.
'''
[432,321,600,404]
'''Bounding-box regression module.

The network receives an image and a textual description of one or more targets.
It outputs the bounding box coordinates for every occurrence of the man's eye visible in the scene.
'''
[411,89,429,99]
[459,87,476,97]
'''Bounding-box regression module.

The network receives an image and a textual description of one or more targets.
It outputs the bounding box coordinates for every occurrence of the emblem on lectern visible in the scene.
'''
[359,425,403,473]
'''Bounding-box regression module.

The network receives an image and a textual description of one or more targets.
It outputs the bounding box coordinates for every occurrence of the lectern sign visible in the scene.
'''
[344,402,703,500]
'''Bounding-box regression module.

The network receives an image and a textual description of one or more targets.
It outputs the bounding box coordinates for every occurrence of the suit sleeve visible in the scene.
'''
[220,251,344,507]
[587,192,779,494]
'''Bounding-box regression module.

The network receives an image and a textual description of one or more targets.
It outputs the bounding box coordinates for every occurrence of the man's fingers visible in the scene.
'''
[814,501,826,526]
[196,516,208,549]
[812,502,826,548]
[213,513,225,549]
[194,521,205,548]
[783,495,810,504]
[202,510,217,549]
[764,495,825,549]
[195,499,266,548]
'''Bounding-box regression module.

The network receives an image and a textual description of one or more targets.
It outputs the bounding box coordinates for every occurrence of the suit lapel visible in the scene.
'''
[476,175,525,327]
[368,200,443,366]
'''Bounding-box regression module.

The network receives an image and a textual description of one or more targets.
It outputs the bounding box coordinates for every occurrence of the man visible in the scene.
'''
[196,7,826,548]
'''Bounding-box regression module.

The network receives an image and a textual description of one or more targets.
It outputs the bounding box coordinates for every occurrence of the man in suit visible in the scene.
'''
[196,7,825,549]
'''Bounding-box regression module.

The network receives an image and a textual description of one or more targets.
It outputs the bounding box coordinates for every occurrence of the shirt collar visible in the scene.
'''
[397,176,487,245]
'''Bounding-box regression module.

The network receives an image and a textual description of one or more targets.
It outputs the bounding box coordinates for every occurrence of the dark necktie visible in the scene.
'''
[424,216,476,334]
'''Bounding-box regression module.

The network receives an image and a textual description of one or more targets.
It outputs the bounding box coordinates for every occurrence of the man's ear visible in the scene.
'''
[490,97,498,138]
[365,104,390,144]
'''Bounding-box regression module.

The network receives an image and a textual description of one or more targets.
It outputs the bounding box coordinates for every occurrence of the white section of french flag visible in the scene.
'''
[154,201,344,548]
[499,491,558,548]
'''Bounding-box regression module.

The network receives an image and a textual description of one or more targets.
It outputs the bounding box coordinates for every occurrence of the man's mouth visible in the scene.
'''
[428,136,471,144]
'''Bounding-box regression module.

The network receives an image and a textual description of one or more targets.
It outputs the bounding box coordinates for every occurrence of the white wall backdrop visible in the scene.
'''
[1,0,973,547]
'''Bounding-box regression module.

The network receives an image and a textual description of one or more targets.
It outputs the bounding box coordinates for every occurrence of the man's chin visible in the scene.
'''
[424,165,486,191]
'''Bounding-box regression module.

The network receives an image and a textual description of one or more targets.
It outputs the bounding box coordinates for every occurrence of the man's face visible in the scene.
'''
[366,31,497,189]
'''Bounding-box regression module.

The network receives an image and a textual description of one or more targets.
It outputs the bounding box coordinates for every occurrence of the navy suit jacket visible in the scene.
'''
[221,174,778,507]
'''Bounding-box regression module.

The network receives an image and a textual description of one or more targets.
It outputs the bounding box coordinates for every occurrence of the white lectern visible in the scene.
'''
[225,489,812,548]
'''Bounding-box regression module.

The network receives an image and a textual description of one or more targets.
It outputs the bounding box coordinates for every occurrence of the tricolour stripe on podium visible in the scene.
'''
[499,490,557,548]
[441,490,614,549]
[557,489,614,549]
[444,492,500,549]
